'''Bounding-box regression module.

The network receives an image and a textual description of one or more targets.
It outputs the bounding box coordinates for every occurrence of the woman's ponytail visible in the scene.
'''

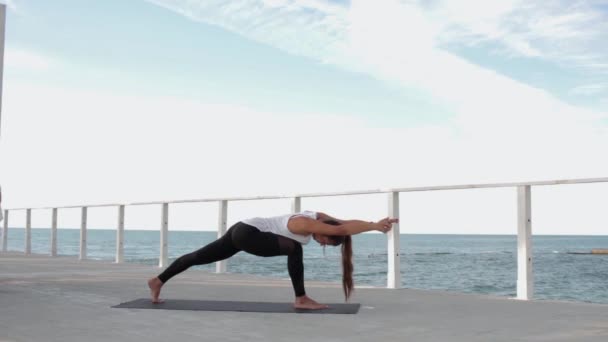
[341,235,353,301]
[322,219,354,301]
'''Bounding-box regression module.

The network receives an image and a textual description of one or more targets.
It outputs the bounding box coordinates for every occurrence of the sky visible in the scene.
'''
[0,0,607,234]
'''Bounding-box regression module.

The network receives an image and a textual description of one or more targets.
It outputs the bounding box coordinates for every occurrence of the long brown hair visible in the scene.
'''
[323,220,354,301]
[341,235,353,301]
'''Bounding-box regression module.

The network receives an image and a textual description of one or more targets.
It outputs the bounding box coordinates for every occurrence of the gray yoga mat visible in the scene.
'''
[112,298,360,314]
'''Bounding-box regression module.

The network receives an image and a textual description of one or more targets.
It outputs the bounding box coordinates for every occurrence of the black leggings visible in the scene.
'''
[157,222,306,296]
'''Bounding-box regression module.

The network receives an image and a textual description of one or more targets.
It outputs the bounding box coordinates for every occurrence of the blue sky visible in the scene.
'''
[1,0,607,234]
[6,0,606,123]
[5,0,452,126]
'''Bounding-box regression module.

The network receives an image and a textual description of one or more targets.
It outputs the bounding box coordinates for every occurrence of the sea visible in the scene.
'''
[4,228,608,304]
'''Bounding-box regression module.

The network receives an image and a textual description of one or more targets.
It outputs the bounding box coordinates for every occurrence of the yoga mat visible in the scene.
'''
[112,299,360,314]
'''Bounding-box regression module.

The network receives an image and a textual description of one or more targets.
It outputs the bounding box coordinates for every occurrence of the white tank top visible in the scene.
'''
[241,211,317,245]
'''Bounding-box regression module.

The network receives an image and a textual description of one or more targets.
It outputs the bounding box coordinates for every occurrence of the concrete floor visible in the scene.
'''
[1,252,608,342]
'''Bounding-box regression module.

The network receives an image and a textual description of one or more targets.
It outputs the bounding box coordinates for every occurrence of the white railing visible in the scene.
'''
[2,176,608,300]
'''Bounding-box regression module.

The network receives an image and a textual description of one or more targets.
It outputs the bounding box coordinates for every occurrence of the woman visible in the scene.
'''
[148,211,398,310]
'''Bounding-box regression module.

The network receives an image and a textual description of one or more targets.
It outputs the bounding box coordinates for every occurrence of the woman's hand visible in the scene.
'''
[374,217,399,233]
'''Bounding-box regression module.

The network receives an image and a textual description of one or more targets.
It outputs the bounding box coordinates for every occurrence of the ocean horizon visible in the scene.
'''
[4,227,608,305]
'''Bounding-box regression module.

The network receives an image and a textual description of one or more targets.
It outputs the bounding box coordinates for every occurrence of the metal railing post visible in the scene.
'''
[2,209,8,252]
[216,200,228,273]
[25,209,31,255]
[517,185,533,300]
[51,208,57,256]
[159,203,169,268]
[387,192,401,289]
[79,207,87,260]
[116,205,125,263]
[292,196,301,213]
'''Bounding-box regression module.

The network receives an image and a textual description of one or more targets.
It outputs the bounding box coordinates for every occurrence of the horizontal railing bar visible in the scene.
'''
[7,204,122,211]
[129,195,291,206]
[293,177,608,197]
[5,177,608,210]
[294,189,391,198]
[390,177,608,193]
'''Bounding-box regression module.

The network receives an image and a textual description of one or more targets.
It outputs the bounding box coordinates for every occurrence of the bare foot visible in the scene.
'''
[147,277,164,304]
[294,295,329,310]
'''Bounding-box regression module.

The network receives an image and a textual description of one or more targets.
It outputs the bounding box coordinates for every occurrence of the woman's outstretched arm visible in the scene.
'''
[290,216,398,236]
[317,212,392,226]
[316,212,371,225]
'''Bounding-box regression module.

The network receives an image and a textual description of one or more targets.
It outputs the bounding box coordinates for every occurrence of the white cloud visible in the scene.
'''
[570,83,607,96]
[144,0,351,67]
[5,48,54,71]
[2,81,607,234]
[335,1,607,162]
[0,82,378,204]
[261,0,288,7]
[431,0,608,71]
[261,0,345,13]
[429,0,522,42]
